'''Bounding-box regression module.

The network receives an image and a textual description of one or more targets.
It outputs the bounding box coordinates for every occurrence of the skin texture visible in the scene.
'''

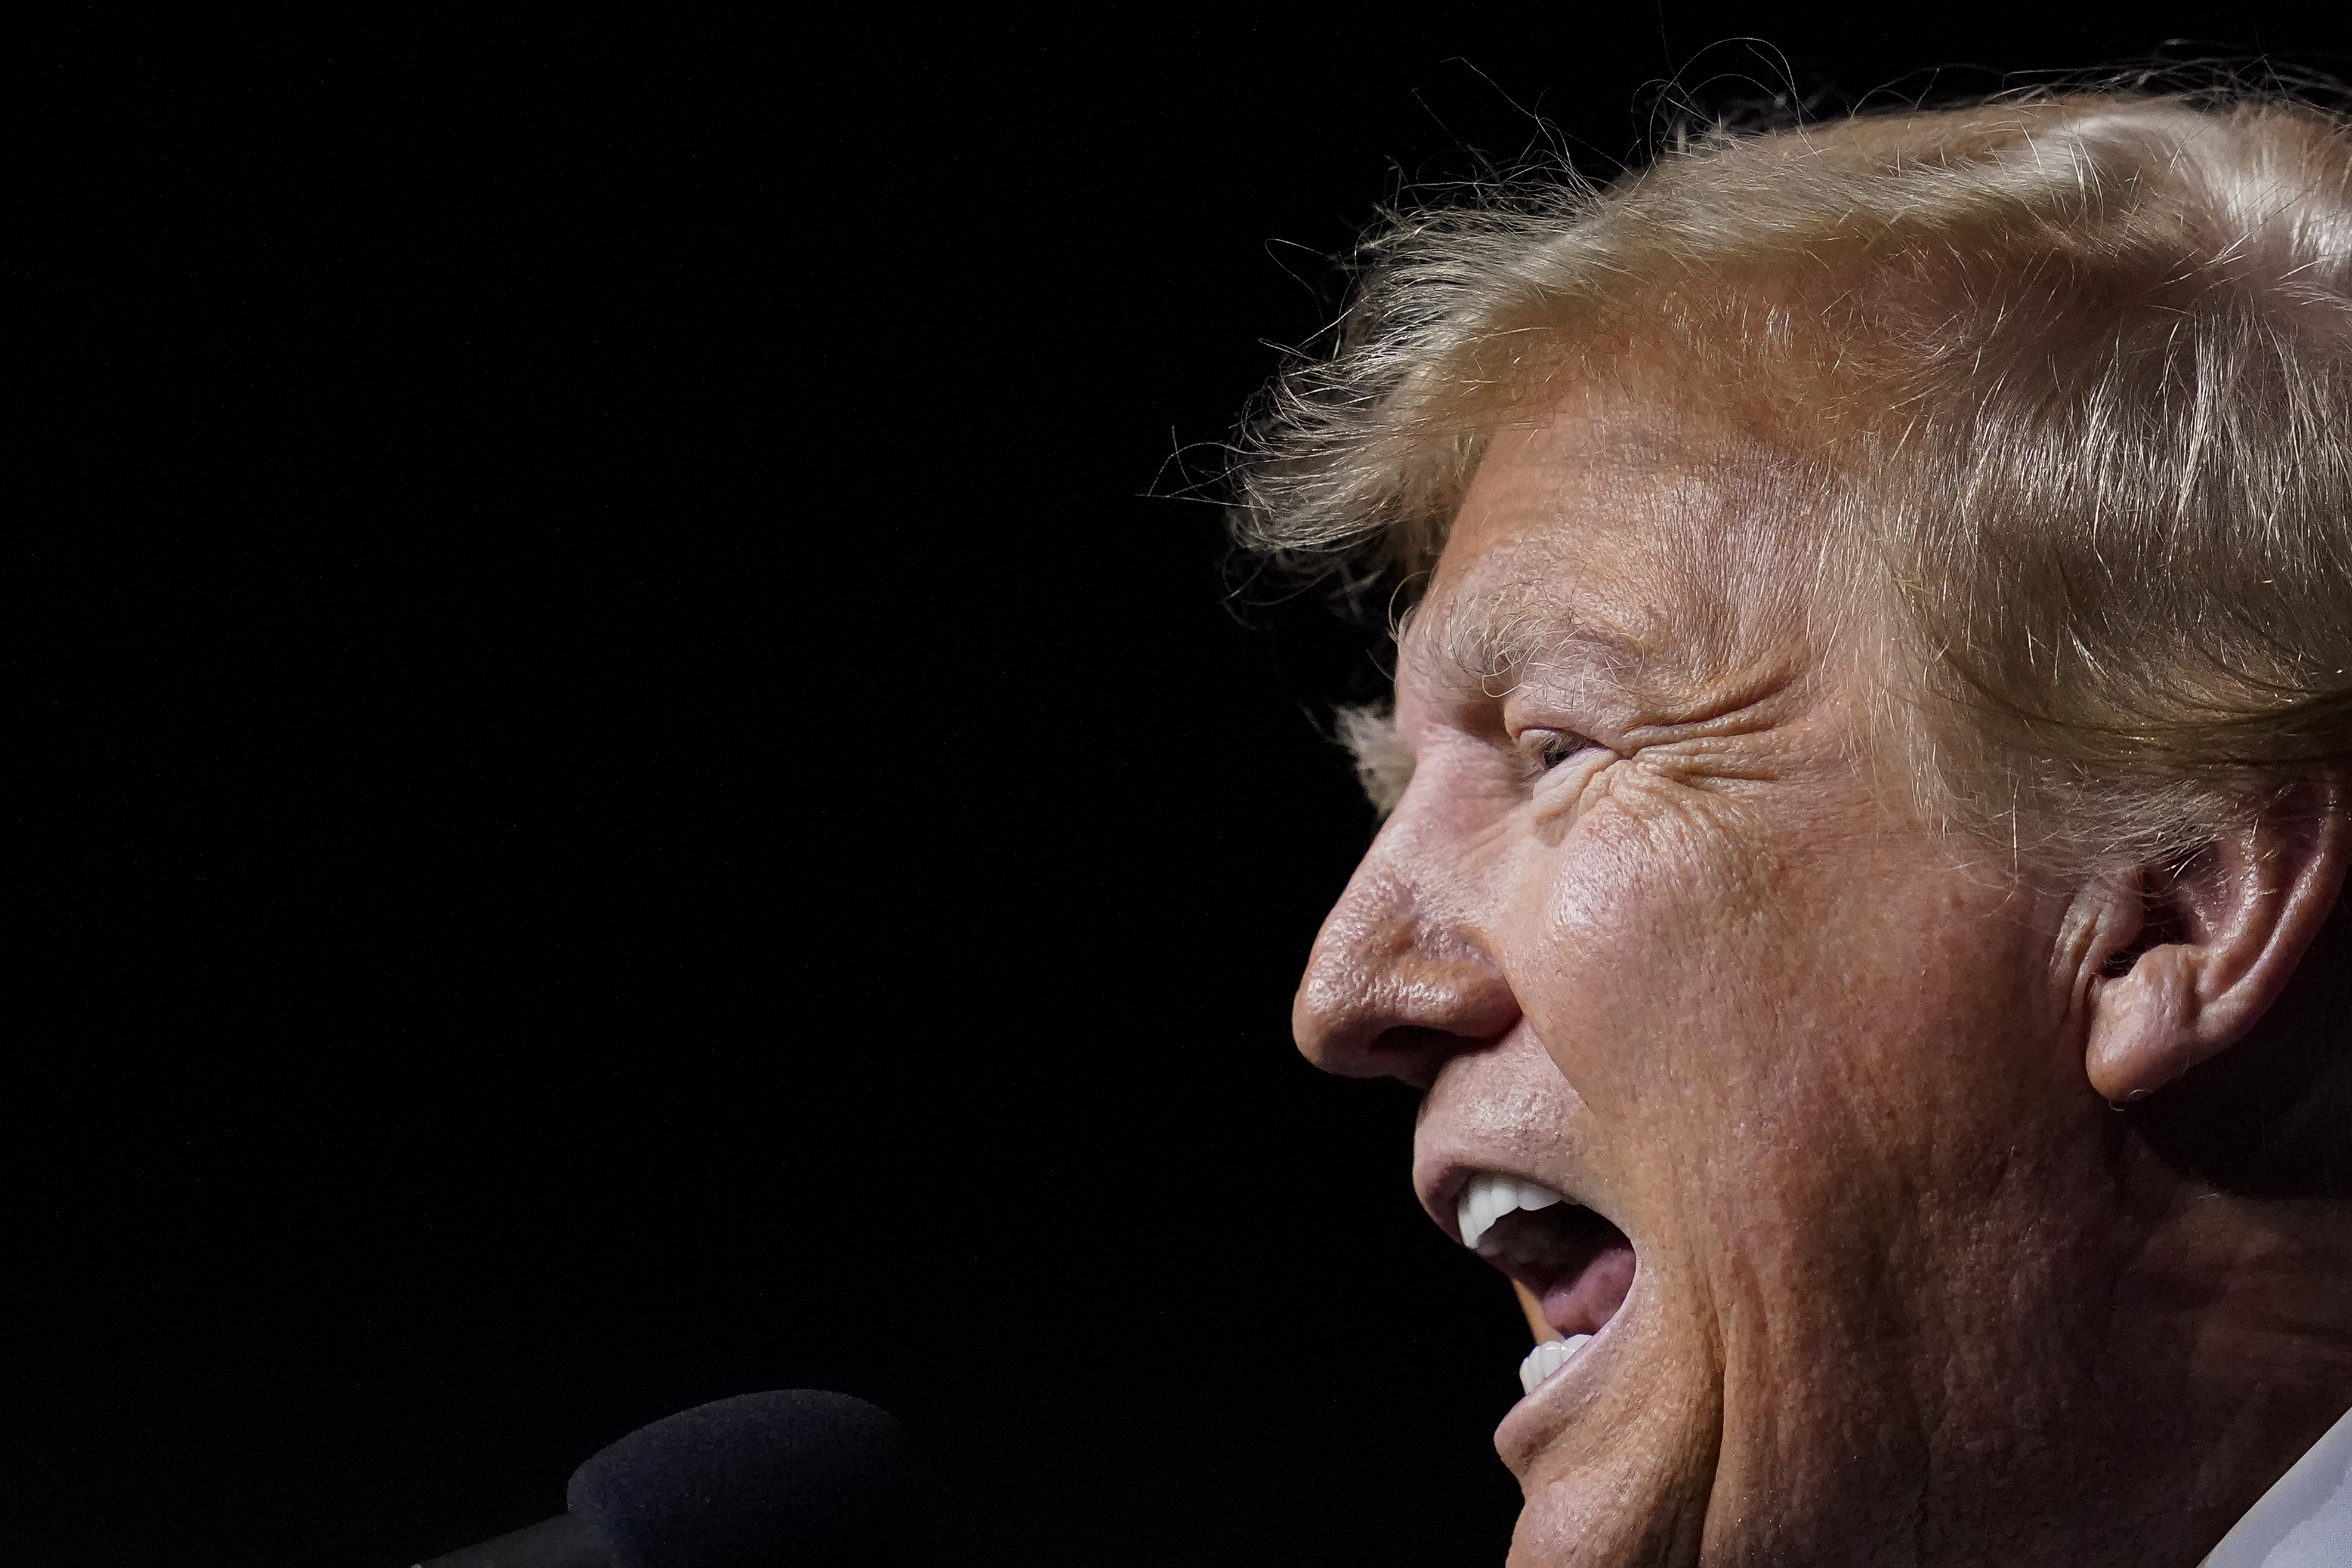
[1292,392,2352,1567]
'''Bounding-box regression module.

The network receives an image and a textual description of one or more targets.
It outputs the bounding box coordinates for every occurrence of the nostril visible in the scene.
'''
[1291,869,1519,1083]
[1363,1024,1480,1089]
[1379,1026,1465,1049]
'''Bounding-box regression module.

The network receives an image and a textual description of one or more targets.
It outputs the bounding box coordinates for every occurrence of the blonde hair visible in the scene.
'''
[1232,91,2352,868]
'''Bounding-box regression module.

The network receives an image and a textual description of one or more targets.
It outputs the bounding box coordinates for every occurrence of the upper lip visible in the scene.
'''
[1418,1156,1640,1341]
[1409,1031,1639,1342]
[1420,1159,1597,1247]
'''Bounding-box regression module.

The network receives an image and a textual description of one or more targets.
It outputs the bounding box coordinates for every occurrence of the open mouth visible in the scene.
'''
[1453,1171,1637,1396]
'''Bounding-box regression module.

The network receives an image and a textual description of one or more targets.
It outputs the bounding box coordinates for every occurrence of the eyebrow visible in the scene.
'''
[1404,578,1647,701]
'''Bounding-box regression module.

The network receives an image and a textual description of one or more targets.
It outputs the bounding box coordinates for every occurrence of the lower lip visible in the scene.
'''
[1493,1288,1634,1455]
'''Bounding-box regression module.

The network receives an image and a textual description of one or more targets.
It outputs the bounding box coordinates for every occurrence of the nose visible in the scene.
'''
[1292,845,1520,1089]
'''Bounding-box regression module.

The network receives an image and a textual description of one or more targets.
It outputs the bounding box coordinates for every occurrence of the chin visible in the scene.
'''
[1496,1262,1722,1568]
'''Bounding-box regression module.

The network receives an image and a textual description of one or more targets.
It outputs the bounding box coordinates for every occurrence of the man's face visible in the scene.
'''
[1294,395,2118,1564]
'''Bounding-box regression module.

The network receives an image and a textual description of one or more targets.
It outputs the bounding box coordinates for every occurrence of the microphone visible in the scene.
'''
[413,1389,925,1568]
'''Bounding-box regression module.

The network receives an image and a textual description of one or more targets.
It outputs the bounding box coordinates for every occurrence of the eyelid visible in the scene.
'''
[1512,725,1604,770]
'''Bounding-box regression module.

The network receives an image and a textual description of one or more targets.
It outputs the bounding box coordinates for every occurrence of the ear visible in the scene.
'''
[2081,792,2348,1104]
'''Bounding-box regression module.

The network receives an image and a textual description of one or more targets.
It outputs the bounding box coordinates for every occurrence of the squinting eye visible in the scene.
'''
[1521,729,1596,772]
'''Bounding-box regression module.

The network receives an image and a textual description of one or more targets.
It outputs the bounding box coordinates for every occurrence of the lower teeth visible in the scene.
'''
[1517,1333,1593,1395]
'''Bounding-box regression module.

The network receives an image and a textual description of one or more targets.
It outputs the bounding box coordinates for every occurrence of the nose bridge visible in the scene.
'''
[1292,810,1519,1085]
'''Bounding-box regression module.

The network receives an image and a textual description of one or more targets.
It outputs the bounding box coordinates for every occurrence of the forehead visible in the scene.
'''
[1406,394,1811,701]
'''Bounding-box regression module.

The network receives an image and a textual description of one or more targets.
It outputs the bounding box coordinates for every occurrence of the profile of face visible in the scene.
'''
[1291,391,2346,1565]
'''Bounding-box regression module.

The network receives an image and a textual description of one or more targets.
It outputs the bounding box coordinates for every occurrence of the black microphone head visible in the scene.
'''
[566,1390,924,1568]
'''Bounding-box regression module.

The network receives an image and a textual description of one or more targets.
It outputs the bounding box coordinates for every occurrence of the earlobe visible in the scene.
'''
[2085,942,2203,1103]
[2081,803,2348,1105]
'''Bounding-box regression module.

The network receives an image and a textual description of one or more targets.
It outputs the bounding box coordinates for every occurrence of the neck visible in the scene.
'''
[2025,909,2352,1567]
[2088,1172,2352,1566]
[1712,1121,2352,1567]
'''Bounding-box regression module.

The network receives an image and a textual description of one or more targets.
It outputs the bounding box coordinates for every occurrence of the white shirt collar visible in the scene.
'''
[2199,1405,2352,1568]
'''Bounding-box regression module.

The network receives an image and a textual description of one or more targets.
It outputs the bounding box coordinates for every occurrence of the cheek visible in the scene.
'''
[1511,791,1838,1115]
[1502,786,2052,1207]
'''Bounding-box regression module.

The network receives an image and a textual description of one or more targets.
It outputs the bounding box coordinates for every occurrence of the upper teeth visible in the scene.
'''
[1456,1170,1564,1251]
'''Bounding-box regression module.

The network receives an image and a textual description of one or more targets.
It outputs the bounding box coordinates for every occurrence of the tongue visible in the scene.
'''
[1541,1240,1635,1338]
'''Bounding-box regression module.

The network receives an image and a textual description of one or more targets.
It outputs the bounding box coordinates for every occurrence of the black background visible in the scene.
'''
[23,6,2352,1566]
